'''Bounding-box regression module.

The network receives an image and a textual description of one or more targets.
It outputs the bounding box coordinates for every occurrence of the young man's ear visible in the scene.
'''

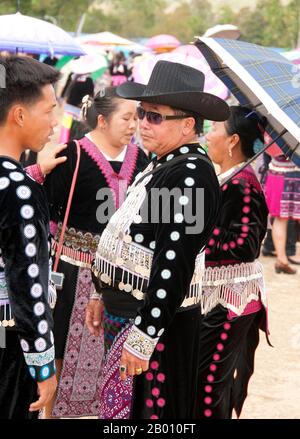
[11,105,25,127]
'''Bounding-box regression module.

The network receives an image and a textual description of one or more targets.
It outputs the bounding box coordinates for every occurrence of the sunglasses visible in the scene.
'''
[137,106,191,125]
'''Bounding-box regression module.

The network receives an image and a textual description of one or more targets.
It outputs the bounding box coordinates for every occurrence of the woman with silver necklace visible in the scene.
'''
[198,105,270,419]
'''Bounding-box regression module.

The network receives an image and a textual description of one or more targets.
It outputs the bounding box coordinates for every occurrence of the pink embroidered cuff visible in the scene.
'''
[25,164,45,184]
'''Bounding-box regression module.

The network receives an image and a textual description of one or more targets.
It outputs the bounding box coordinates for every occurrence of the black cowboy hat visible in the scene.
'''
[116,60,229,121]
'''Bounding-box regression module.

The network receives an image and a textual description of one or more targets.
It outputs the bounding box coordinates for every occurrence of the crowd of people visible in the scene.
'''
[0,50,299,421]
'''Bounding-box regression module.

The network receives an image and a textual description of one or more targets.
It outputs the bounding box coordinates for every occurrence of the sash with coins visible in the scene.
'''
[93,161,205,308]
[0,254,15,328]
[0,253,56,328]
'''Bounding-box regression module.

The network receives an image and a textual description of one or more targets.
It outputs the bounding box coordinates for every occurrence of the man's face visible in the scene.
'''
[138,102,188,158]
[22,84,58,152]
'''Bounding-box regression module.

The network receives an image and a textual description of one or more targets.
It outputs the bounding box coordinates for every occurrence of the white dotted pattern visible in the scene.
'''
[20,205,34,219]
[147,326,156,336]
[27,263,39,278]
[185,177,195,187]
[34,302,45,316]
[170,231,180,241]
[174,213,184,223]
[156,289,167,299]
[35,337,47,352]
[134,234,144,243]
[166,250,176,260]
[161,269,171,279]
[24,224,36,239]
[9,171,24,182]
[38,320,48,335]
[16,185,31,199]
[135,316,142,326]
[31,283,43,298]
[151,307,161,318]
[180,146,189,154]
[179,196,189,206]
[2,161,17,170]
[20,339,29,352]
[133,215,142,224]
[0,177,10,190]
[25,243,36,257]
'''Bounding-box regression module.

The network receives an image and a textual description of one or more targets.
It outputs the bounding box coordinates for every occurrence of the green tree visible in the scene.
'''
[235,0,298,48]
[187,0,214,37]
[109,0,166,36]
[0,0,95,31]
[217,5,236,25]
[258,0,288,47]
[2,0,299,49]
[84,9,121,34]
[152,3,193,42]
[284,0,300,48]
[236,7,266,45]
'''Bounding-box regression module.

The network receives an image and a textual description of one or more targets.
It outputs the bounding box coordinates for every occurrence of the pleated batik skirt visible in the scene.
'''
[98,306,203,419]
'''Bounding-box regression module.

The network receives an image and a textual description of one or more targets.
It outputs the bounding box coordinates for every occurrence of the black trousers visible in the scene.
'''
[0,330,38,419]
[197,305,264,419]
[132,306,203,419]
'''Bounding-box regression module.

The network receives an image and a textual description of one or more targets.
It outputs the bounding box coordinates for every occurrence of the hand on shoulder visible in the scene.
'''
[37,143,68,175]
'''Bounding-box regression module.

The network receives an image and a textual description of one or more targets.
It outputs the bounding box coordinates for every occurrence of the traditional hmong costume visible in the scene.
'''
[197,164,269,419]
[38,136,148,417]
[92,143,220,419]
[0,157,55,419]
[264,155,300,219]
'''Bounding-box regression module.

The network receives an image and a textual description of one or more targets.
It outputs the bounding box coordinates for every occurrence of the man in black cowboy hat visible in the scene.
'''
[87,61,229,418]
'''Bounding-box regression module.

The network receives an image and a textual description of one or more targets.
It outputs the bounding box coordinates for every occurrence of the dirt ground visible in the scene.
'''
[240,247,300,419]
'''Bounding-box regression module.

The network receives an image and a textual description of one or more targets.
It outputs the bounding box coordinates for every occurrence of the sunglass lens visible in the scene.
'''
[137,108,163,125]
[137,107,145,120]
[148,111,162,125]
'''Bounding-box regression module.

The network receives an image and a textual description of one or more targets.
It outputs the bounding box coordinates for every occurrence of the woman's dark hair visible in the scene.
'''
[84,87,122,130]
[0,55,60,124]
[225,105,267,158]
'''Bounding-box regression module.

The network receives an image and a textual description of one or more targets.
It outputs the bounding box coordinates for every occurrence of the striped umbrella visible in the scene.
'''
[196,37,300,168]
[282,48,300,65]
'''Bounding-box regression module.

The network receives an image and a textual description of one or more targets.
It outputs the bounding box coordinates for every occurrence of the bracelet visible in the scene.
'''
[90,292,102,301]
